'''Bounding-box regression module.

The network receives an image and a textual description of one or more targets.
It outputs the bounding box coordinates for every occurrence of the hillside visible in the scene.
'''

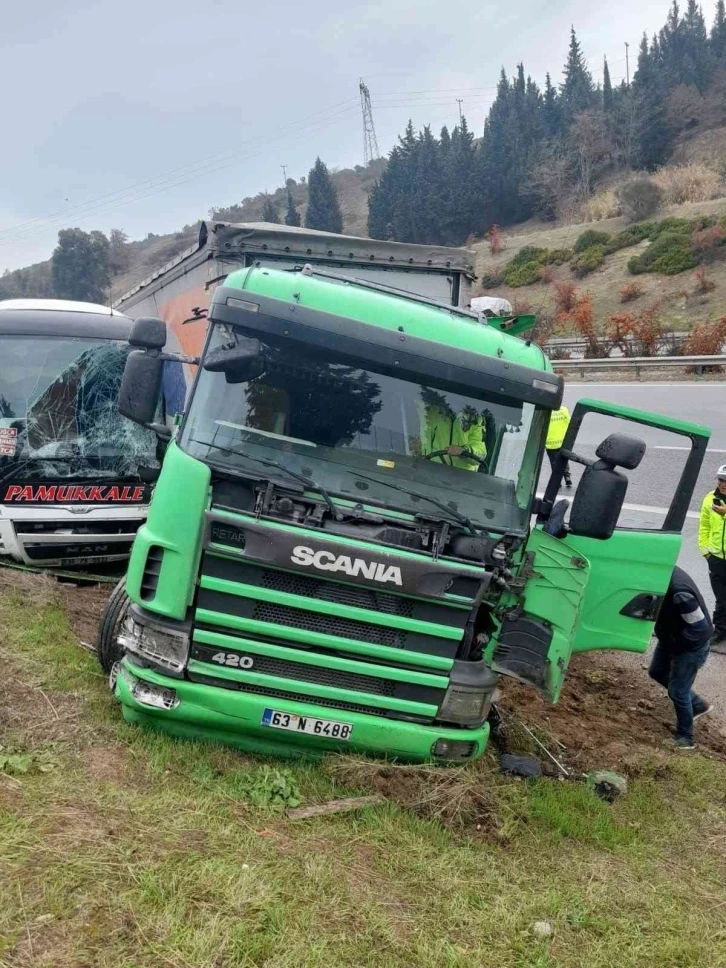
[0,159,386,303]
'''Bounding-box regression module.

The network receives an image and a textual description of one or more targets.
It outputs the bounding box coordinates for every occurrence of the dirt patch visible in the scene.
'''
[83,745,129,783]
[55,581,114,649]
[0,659,82,744]
[497,654,726,772]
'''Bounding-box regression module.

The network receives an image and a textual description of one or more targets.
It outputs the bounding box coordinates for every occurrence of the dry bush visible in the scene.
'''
[652,162,724,206]
[620,281,644,303]
[693,224,726,260]
[553,280,578,315]
[682,317,726,356]
[694,267,716,294]
[511,296,533,315]
[581,187,621,222]
[530,310,557,346]
[605,312,637,355]
[630,304,666,356]
[537,265,554,284]
[488,224,504,255]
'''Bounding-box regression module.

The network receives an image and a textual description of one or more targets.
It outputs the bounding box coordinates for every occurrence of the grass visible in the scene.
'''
[2,580,726,967]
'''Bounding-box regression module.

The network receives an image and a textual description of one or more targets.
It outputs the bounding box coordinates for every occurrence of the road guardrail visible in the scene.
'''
[553,354,726,378]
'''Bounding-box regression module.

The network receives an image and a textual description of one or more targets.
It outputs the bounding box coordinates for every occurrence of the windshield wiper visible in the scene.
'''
[350,471,476,535]
[189,437,342,521]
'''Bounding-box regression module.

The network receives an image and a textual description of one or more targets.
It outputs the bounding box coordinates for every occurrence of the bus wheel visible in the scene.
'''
[97,579,131,674]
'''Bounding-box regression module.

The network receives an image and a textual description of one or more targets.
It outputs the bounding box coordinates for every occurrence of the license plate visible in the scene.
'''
[261,707,353,740]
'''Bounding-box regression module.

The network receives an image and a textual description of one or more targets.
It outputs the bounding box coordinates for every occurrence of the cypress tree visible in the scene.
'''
[712,0,726,60]
[543,72,561,136]
[304,158,343,233]
[560,27,596,120]
[284,189,301,227]
[261,197,279,223]
[632,33,672,167]
[603,57,614,112]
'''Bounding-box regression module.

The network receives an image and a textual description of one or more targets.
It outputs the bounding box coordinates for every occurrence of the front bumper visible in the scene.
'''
[114,658,489,763]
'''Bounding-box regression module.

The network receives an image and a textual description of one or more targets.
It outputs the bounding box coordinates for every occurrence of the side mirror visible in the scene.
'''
[119,350,163,425]
[129,317,167,350]
[203,336,266,384]
[568,432,645,540]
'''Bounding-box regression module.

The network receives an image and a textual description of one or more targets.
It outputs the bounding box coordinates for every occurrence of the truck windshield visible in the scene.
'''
[180,327,548,532]
[0,336,158,483]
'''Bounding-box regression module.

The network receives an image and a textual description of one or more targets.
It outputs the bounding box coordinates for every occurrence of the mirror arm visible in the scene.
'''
[158,351,199,365]
[559,448,595,468]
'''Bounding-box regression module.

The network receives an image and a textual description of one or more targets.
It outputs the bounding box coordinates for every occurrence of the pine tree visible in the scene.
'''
[284,189,301,227]
[632,33,672,168]
[560,27,596,120]
[261,197,279,223]
[304,158,343,233]
[543,72,561,136]
[712,0,726,60]
[603,57,614,112]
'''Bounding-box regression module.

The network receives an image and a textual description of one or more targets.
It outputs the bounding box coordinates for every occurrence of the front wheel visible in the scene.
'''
[97,578,131,674]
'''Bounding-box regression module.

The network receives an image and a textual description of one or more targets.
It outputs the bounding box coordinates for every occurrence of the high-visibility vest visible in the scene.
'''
[546,406,570,451]
[699,491,726,559]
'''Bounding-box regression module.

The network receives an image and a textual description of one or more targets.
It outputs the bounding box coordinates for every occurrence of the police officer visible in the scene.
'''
[418,389,486,472]
[698,464,726,647]
[545,405,573,488]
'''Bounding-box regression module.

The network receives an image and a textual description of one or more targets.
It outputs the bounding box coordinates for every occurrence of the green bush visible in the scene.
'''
[603,223,652,254]
[648,217,692,239]
[574,230,610,253]
[627,230,698,276]
[500,261,542,287]
[509,245,549,266]
[571,245,605,277]
[544,248,573,265]
[481,271,502,290]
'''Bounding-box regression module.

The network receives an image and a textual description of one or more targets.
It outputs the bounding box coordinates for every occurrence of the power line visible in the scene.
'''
[359,79,380,165]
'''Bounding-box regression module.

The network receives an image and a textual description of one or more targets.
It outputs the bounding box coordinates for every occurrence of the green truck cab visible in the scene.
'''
[109,264,709,763]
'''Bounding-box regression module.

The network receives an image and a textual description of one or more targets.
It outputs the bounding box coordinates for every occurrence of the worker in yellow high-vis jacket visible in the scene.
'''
[418,389,486,472]
[545,405,572,488]
[698,464,726,648]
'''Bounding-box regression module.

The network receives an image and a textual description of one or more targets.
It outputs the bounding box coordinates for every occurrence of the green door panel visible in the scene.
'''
[490,527,590,703]
[565,529,682,654]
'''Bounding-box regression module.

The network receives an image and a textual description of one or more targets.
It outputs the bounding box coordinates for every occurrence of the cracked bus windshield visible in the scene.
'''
[180,329,547,532]
[0,337,158,482]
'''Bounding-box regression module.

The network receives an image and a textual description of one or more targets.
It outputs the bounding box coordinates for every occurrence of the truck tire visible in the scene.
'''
[97,579,131,674]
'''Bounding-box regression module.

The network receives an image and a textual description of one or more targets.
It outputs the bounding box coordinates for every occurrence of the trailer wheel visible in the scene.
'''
[97,578,131,674]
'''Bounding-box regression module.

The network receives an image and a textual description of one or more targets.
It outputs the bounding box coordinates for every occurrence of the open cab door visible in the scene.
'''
[490,399,709,702]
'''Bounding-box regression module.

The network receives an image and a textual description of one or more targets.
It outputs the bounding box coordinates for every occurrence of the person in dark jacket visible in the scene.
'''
[648,566,713,749]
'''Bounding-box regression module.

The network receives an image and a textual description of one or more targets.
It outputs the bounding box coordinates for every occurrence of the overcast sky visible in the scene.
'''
[0,0,718,273]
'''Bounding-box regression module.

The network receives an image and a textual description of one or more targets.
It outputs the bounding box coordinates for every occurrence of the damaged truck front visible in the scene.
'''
[107,265,709,763]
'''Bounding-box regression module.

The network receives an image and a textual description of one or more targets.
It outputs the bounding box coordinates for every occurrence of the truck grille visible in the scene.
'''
[252,601,407,648]
[191,544,470,723]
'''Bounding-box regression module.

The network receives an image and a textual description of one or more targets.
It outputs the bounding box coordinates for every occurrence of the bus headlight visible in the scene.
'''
[118,616,189,674]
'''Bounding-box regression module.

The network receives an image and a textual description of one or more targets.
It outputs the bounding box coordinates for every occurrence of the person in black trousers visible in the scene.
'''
[648,566,713,749]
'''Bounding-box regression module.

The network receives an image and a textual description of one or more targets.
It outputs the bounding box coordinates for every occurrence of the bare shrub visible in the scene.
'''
[553,280,578,315]
[620,281,644,303]
[537,265,554,284]
[616,176,663,223]
[682,318,726,366]
[488,224,504,255]
[582,187,621,222]
[511,296,533,315]
[694,267,716,294]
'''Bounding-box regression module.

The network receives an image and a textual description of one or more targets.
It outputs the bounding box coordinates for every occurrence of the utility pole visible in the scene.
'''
[281,165,288,186]
[359,79,380,166]
[456,98,464,123]
[625,41,630,86]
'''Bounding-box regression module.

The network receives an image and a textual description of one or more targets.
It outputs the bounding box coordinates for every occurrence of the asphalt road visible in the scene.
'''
[549,381,726,734]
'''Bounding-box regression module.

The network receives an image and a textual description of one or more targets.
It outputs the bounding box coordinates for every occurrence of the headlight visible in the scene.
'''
[118,617,189,674]
[132,680,180,710]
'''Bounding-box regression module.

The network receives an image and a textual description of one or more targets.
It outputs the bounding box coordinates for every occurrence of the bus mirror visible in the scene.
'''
[128,317,167,350]
[119,350,163,425]
[203,337,266,383]
[568,463,628,540]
